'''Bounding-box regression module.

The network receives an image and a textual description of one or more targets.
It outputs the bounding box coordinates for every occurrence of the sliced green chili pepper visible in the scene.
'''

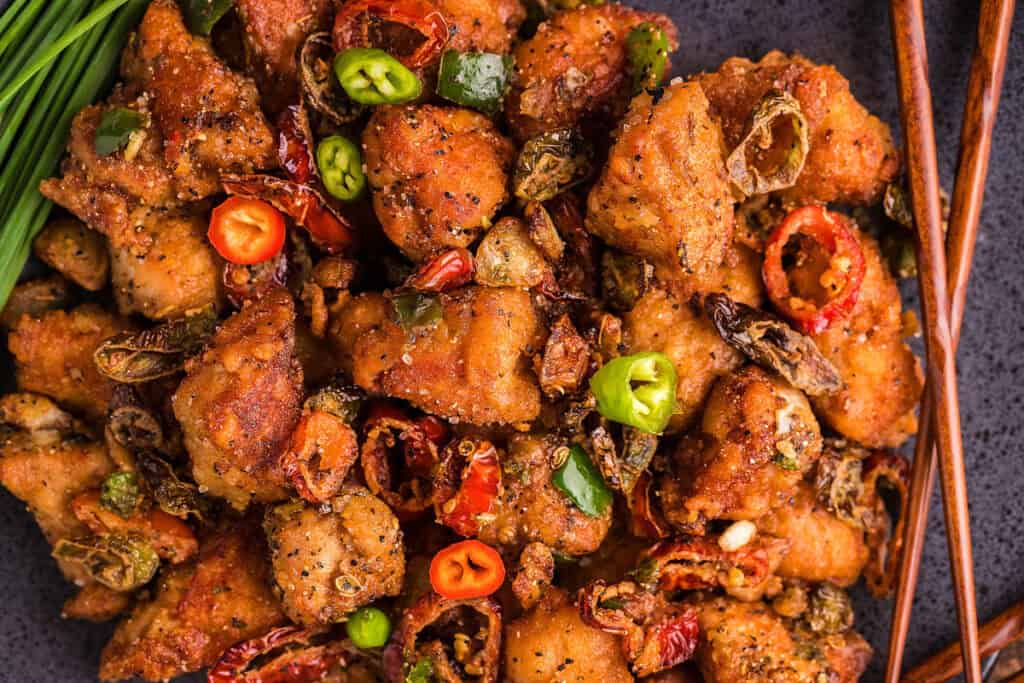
[552,445,613,517]
[346,606,392,649]
[182,0,235,36]
[589,351,677,434]
[392,292,442,330]
[334,48,423,105]
[95,108,144,157]
[436,50,513,114]
[100,471,141,518]
[316,135,365,201]
[52,534,160,592]
[626,23,669,94]
[406,658,435,683]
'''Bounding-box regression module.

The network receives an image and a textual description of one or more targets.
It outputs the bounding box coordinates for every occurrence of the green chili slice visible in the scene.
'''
[100,471,141,518]
[626,23,669,94]
[52,533,160,592]
[725,89,810,196]
[392,292,442,330]
[436,50,512,114]
[94,107,144,157]
[589,351,677,434]
[316,135,365,201]
[334,48,423,105]
[552,445,613,517]
[182,0,235,36]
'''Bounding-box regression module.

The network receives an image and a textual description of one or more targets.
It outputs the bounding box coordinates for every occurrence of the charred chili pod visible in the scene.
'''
[299,32,365,125]
[725,89,810,196]
[93,307,218,383]
[860,450,910,598]
[136,450,215,522]
[601,250,650,312]
[52,533,159,592]
[883,181,914,230]
[474,218,552,290]
[106,384,164,453]
[627,471,670,539]
[587,423,657,496]
[208,625,366,683]
[635,534,778,594]
[512,128,592,202]
[538,314,590,399]
[801,583,855,635]
[704,292,842,396]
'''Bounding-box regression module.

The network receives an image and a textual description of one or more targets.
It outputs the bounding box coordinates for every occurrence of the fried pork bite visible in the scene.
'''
[505,3,678,140]
[504,588,634,683]
[362,105,516,261]
[235,0,333,114]
[658,366,822,531]
[699,51,899,206]
[98,521,286,682]
[623,244,764,432]
[436,0,526,53]
[41,0,275,249]
[586,81,735,280]
[32,218,109,292]
[690,596,871,683]
[8,304,136,421]
[805,227,923,448]
[172,289,302,510]
[331,286,545,426]
[109,211,225,320]
[264,486,405,626]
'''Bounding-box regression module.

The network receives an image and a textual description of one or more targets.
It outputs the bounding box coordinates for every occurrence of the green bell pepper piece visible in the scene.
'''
[626,22,669,94]
[552,445,613,517]
[334,48,423,105]
[436,50,512,113]
[589,351,677,434]
[316,135,365,201]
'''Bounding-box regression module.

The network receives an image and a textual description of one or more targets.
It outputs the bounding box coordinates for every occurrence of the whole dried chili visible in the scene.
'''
[276,104,316,185]
[404,248,476,292]
[208,626,352,683]
[332,0,449,69]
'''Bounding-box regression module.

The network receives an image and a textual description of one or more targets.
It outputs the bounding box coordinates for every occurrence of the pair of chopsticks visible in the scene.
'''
[886,0,1017,682]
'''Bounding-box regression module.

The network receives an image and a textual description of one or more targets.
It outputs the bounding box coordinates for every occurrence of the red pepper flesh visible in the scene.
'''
[429,540,505,599]
[438,441,501,537]
[405,248,475,292]
[208,197,287,265]
[333,0,449,69]
[276,104,316,185]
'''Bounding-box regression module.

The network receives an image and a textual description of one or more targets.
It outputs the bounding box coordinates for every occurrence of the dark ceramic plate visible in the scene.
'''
[2,1,1023,681]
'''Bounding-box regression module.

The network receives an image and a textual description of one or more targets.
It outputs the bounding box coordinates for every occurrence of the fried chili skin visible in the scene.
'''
[434,439,502,537]
[70,490,199,564]
[859,451,910,597]
[637,535,783,596]
[208,625,354,683]
[280,409,359,505]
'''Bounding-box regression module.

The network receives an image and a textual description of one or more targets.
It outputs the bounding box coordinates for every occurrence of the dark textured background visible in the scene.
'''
[1,0,1022,681]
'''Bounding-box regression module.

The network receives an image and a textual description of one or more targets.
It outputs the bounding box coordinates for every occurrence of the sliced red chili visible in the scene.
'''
[280,410,359,504]
[429,540,505,599]
[276,104,317,185]
[360,402,444,517]
[221,174,354,254]
[436,439,502,537]
[208,197,287,265]
[762,205,866,335]
[404,248,475,292]
[860,451,911,598]
[208,626,352,683]
[333,0,449,69]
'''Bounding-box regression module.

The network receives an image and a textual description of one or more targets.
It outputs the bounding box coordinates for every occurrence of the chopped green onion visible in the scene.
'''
[94,107,144,156]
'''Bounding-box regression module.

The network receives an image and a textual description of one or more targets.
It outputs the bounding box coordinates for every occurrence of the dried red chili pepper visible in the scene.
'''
[435,439,502,537]
[223,249,288,307]
[860,450,910,598]
[276,104,317,185]
[280,410,359,504]
[222,174,354,254]
[762,206,867,335]
[360,402,444,517]
[208,626,352,683]
[333,0,450,69]
[627,471,670,540]
[635,535,780,594]
[404,248,475,292]
[545,194,597,297]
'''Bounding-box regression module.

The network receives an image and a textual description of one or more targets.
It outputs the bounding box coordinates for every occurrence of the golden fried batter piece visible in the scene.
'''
[331,287,545,426]
[8,304,136,421]
[0,275,74,329]
[699,51,899,205]
[756,483,868,587]
[235,0,333,114]
[505,3,678,140]
[437,0,526,53]
[109,211,225,320]
[691,596,871,683]
[98,521,286,682]
[363,105,515,261]
[476,435,612,556]
[33,218,109,291]
[62,583,134,622]
[586,81,734,279]
[659,366,822,528]
[172,289,302,510]
[504,589,634,683]
[809,228,922,448]
[264,486,405,626]
[623,245,764,432]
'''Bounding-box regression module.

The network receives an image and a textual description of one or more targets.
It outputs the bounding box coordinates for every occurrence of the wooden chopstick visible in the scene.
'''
[901,600,1024,682]
[885,1,1016,680]
[888,1,982,681]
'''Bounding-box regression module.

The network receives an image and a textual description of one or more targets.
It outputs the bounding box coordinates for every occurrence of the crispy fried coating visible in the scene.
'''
[623,245,764,432]
[586,81,734,279]
[659,366,822,528]
[476,435,612,556]
[264,486,405,626]
[756,483,868,587]
[808,228,922,448]
[98,522,286,682]
[172,289,302,510]
[504,589,634,683]
[235,0,333,114]
[109,211,225,320]
[0,275,74,330]
[437,0,526,53]
[691,596,871,683]
[33,218,109,291]
[8,304,136,421]
[699,51,899,205]
[62,583,134,622]
[331,287,544,426]
[506,3,678,140]
[363,105,516,261]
